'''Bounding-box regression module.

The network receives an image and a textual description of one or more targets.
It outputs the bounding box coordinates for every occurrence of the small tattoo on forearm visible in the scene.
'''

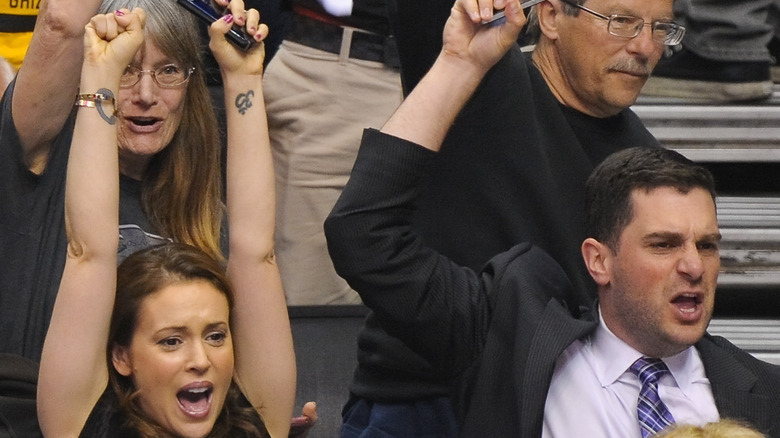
[96,88,117,125]
[235,90,255,115]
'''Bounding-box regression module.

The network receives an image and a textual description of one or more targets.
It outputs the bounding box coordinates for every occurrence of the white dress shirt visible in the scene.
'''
[542,310,720,437]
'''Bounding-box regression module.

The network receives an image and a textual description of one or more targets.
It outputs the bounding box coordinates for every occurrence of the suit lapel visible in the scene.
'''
[696,337,771,425]
[519,299,596,437]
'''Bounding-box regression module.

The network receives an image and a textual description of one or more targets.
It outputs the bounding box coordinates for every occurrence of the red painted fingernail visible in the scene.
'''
[223,14,234,23]
[115,10,125,16]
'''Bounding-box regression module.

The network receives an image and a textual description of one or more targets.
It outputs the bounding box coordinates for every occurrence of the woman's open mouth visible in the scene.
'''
[125,116,163,133]
[177,383,213,418]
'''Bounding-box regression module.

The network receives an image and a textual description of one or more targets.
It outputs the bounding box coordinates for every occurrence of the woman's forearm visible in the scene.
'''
[223,72,296,438]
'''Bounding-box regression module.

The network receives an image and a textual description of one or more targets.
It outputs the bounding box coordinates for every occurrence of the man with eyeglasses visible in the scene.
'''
[334,0,689,437]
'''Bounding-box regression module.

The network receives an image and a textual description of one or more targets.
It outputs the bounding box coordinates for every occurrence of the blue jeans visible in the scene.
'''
[340,394,459,438]
[674,0,779,61]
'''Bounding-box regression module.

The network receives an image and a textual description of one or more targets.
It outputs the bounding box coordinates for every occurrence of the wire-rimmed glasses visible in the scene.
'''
[561,0,685,46]
[120,64,196,88]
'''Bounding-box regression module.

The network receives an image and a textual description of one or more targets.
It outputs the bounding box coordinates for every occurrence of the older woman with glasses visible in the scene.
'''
[2,0,232,360]
[0,0,232,364]
[0,0,313,436]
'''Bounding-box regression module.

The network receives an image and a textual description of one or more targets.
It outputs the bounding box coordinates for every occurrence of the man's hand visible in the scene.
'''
[441,0,527,73]
[379,0,527,150]
[288,401,318,438]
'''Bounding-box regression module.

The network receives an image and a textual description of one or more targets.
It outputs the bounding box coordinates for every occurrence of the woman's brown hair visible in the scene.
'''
[101,0,225,262]
[108,242,267,437]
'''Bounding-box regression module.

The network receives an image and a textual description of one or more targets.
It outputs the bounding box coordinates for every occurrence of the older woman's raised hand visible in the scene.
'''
[208,0,268,77]
[83,8,146,82]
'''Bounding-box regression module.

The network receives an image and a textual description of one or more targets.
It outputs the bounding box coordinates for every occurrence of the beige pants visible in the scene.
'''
[264,41,402,305]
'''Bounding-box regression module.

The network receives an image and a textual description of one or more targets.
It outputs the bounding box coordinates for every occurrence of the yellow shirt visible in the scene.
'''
[0,1,40,70]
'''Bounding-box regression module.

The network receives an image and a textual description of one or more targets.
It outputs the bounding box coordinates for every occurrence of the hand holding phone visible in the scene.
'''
[176,0,254,51]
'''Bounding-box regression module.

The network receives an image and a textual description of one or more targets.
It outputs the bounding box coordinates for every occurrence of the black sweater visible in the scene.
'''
[337,47,660,403]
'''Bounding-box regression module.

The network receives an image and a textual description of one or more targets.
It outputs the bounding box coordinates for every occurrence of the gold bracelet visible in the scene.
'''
[74,92,115,108]
[74,88,117,125]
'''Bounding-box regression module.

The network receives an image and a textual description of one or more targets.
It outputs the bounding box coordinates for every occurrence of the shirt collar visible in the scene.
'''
[589,306,708,394]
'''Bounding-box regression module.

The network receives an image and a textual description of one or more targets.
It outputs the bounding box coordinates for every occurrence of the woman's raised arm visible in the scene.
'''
[36,10,145,437]
[210,3,296,437]
[11,0,104,174]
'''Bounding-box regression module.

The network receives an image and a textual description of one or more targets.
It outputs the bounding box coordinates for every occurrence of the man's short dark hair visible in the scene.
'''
[584,147,717,251]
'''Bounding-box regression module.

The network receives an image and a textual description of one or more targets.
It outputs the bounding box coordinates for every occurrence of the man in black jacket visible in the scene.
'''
[326,128,780,436]
[336,0,682,435]
[324,7,780,431]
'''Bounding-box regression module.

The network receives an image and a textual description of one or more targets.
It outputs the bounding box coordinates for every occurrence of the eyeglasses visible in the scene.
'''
[120,64,196,88]
[560,0,685,46]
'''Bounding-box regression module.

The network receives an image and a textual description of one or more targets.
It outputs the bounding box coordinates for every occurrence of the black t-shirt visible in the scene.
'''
[0,81,166,363]
[80,392,139,438]
[350,48,661,402]
[80,390,266,438]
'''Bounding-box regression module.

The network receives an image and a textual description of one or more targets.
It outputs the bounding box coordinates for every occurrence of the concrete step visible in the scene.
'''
[718,197,780,228]
[709,318,780,365]
[633,84,780,163]
[633,85,780,292]
[718,197,780,288]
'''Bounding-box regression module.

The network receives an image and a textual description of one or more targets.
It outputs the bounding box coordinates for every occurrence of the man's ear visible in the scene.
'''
[536,0,563,41]
[112,345,133,377]
[582,238,612,286]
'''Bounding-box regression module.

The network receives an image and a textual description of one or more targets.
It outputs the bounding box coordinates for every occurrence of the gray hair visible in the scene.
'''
[99,0,203,68]
[524,0,584,44]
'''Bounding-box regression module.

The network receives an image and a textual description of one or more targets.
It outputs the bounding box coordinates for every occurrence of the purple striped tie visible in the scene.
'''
[630,357,676,437]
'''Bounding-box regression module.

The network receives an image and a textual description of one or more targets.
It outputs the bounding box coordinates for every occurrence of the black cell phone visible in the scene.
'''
[176,0,254,51]
[481,0,546,25]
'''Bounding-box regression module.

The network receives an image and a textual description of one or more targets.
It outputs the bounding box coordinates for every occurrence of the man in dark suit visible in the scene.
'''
[324,1,780,436]
[326,136,780,436]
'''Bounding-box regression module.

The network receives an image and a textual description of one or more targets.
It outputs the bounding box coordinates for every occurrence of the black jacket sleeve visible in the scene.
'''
[324,128,493,377]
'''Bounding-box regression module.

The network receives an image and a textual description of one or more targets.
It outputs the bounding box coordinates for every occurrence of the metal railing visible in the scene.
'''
[633,85,780,291]
[708,318,780,365]
[633,85,780,162]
